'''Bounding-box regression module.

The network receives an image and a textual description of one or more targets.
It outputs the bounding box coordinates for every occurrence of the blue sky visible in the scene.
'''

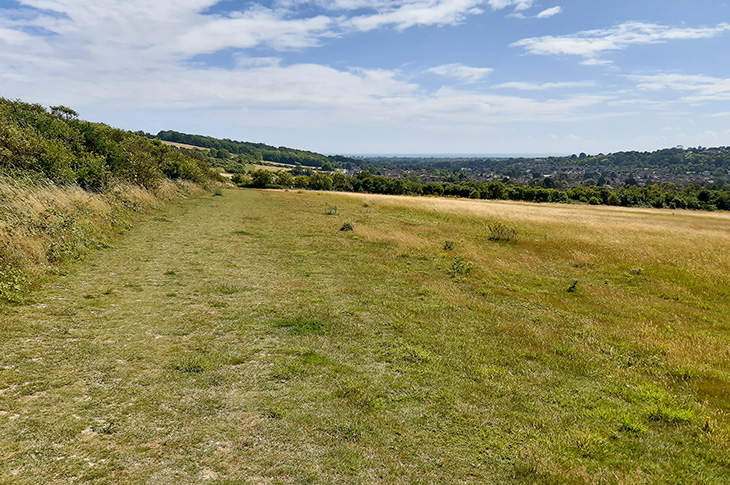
[1,0,729,155]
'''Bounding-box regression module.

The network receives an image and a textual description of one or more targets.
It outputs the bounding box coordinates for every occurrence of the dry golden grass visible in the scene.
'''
[0,177,206,298]
[159,140,209,151]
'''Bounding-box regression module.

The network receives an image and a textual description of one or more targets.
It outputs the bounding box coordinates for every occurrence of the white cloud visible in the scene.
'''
[177,9,333,53]
[631,73,730,102]
[345,0,485,31]
[427,63,493,83]
[487,0,534,11]
[536,6,561,19]
[494,81,595,90]
[512,21,730,63]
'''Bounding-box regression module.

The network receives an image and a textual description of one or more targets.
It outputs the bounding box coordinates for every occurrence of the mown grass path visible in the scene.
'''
[1,189,730,483]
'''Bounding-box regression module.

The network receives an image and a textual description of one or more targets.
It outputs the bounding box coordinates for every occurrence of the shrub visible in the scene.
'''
[230,173,246,186]
[340,221,354,231]
[487,221,518,242]
[443,240,455,250]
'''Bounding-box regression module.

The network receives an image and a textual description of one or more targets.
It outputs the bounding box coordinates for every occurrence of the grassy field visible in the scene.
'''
[1,188,729,483]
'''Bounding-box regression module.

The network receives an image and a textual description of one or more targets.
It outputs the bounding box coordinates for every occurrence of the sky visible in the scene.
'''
[1,0,730,155]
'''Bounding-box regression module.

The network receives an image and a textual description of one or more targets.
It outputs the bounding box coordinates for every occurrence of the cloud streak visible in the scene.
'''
[426,63,493,83]
[536,6,561,19]
[631,74,730,102]
[513,21,730,64]
[494,81,595,90]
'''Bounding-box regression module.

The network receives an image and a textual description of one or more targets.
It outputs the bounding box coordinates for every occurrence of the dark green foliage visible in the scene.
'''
[567,280,578,293]
[0,98,216,189]
[340,222,354,231]
[443,240,454,250]
[230,173,246,186]
[253,167,730,211]
[250,169,273,188]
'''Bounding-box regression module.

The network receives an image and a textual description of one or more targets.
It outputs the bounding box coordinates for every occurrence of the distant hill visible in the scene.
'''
[152,130,362,171]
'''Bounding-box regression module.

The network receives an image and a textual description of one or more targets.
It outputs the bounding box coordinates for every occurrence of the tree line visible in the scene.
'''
[153,130,361,171]
[238,169,730,211]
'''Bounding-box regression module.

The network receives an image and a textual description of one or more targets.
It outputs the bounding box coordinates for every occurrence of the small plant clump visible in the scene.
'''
[324,204,338,215]
[567,280,578,293]
[443,240,455,250]
[487,221,518,242]
[649,405,695,424]
[340,222,354,231]
[451,256,473,278]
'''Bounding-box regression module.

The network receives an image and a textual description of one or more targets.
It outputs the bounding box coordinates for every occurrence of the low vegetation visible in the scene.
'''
[0,98,220,299]
[1,188,728,482]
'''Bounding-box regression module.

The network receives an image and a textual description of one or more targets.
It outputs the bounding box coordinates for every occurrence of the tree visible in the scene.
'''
[50,105,78,120]
[308,171,333,190]
[331,172,353,192]
[275,171,294,187]
[251,169,273,187]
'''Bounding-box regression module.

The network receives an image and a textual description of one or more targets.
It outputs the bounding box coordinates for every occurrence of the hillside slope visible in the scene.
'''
[1,189,728,483]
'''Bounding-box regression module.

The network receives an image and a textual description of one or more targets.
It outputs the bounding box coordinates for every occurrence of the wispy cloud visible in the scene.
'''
[536,6,561,19]
[494,80,595,90]
[179,9,334,53]
[487,0,534,11]
[426,63,493,83]
[345,0,485,32]
[512,21,730,64]
[631,73,730,102]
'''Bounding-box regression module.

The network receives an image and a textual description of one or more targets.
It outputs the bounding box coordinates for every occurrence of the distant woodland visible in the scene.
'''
[153,129,730,211]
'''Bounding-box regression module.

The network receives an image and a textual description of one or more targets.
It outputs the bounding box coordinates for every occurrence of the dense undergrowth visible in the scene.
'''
[0,98,219,300]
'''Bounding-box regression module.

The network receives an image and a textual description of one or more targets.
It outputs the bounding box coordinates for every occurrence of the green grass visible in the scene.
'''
[1,188,729,483]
